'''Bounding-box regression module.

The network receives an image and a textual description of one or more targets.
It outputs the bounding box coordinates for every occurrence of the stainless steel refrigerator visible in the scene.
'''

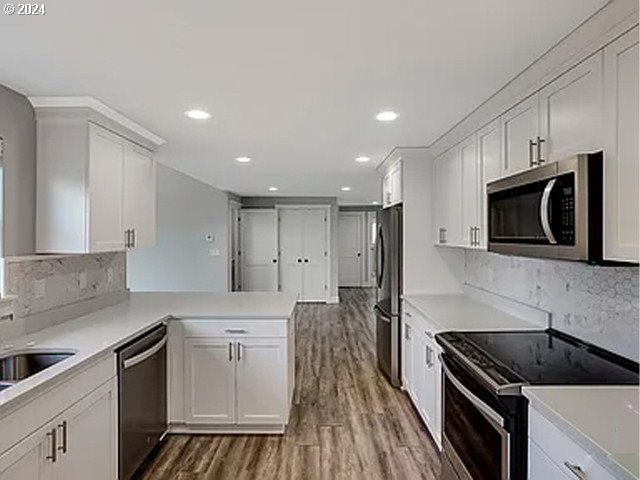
[374,204,402,387]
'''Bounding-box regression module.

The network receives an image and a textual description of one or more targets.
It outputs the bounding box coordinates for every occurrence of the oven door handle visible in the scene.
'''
[540,178,558,245]
[442,361,505,428]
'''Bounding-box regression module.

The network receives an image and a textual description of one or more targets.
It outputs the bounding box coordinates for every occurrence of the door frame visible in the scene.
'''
[228,199,242,291]
[275,205,331,303]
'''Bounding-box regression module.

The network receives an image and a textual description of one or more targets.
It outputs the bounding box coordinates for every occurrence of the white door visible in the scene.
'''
[278,209,304,298]
[124,144,156,249]
[56,380,117,480]
[460,135,479,247]
[501,96,540,175]
[364,212,377,287]
[184,338,236,424]
[478,120,502,249]
[301,209,327,302]
[603,27,639,262]
[88,125,125,252]
[236,338,287,425]
[539,51,604,163]
[0,425,53,480]
[338,212,363,286]
[241,209,279,291]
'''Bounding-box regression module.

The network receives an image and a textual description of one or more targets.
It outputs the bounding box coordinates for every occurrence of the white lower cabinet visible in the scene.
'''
[178,319,292,432]
[0,378,117,480]
[402,303,442,449]
[528,407,615,480]
[184,338,236,424]
[236,338,287,424]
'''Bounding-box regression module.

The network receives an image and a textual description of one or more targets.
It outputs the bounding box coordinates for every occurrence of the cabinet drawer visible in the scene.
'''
[181,319,287,338]
[402,301,438,334]
[529,408,615,480]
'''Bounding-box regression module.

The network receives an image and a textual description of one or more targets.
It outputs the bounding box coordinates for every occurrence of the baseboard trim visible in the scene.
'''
[168,423,286,435]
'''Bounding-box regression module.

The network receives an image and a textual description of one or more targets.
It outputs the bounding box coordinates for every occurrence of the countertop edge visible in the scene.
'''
[523,387,637,480]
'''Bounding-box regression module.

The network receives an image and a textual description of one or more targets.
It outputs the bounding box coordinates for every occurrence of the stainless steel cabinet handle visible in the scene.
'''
[132,228,136,248]
[405,311,412,318]
[424,331,434,340]
[237,342,242,361]
[228,342,234,361]
[469,226,474,246]
[425,345,430,366]
[225,329,247,334]
[404,325,411,340]
[529,139,538,167]
[442,228,447,244]
[124,229,130,248]
[563,462,586,480]
[46,428,57,462]
[57,421,67,454]
[536,136,545,164]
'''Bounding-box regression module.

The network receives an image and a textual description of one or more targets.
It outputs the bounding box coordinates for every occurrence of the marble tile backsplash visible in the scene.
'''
[465,250,639,361]
[4,253,126,318]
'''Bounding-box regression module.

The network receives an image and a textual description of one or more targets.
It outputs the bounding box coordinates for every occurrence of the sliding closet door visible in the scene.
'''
[301,209,327,302]
[279,209,304,298]
[240,209,278,291]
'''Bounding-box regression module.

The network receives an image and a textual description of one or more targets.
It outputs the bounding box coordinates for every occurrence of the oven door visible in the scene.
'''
[487,156,590,260]
[441,359,510,480]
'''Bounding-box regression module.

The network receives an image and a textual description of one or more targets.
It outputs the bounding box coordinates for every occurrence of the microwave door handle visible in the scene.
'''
[540,178,558,245]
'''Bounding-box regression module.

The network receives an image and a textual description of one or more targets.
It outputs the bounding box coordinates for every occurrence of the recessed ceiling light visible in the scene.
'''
[372,201,379,205]
[355,156,371,163]
[184,109,211,120]
[341,186,351,192]
[236,156,251,163]
[376,110,399,122]
[268,186,278,192]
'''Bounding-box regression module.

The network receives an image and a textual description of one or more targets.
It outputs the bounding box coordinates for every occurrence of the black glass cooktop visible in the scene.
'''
[438,329,639,387]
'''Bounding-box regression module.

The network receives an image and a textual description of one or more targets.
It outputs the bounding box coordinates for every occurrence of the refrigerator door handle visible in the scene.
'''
[376,227,385,289]
[373,304,391,320]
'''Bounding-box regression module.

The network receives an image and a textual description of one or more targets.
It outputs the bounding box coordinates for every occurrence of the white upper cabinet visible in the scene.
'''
[86,125,126,252]
[460,134,480,248]
[123,144,157,249]
[33,98,163,254]
[382,162,402,207]
[603,27,639,263]
[477,120,502,249]
[539,51,604,163]
[501,95,541,175]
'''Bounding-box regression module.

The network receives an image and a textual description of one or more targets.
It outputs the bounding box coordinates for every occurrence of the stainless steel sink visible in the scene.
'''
[0,351,75,387]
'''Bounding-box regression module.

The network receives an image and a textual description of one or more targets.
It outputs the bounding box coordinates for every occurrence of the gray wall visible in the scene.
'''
[0,85,36,256]
[127,164,229,292]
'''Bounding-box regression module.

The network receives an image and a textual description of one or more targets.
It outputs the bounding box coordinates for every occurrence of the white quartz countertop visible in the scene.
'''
[524,386,640,480]
[403,293,542,332]
[0,292,298,416]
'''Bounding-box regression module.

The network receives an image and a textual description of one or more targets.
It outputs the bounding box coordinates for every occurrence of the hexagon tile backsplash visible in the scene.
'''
[465,250,639,362]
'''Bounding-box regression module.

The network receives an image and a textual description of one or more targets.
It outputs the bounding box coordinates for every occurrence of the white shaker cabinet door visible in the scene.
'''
[235,338,287,425]
[460,134,479,248]
[55,380,117,480]
[603,27,639,263]
[184,338,236,424]
[539,51,604,163]
[501,96,540,175]
[0,426,54,480]
[478,120,502,249]
[88,125,126,252]
[124,144,156,249]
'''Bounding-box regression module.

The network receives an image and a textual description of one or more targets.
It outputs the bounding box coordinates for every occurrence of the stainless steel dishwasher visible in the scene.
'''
[117,324,167,480]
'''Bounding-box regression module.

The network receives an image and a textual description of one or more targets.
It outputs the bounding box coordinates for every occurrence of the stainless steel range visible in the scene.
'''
[436,329,639,479]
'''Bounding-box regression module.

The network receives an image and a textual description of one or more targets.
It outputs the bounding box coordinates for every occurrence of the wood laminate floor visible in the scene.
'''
[140,288,441,480]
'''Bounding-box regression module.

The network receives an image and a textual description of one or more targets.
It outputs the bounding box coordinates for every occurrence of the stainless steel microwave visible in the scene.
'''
[487,152,603,263]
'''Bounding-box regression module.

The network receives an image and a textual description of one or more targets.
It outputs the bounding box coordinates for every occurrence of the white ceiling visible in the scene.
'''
[0,0,606,204]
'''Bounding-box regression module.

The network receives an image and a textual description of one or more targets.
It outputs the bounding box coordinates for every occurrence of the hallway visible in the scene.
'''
[141,288,441,479]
